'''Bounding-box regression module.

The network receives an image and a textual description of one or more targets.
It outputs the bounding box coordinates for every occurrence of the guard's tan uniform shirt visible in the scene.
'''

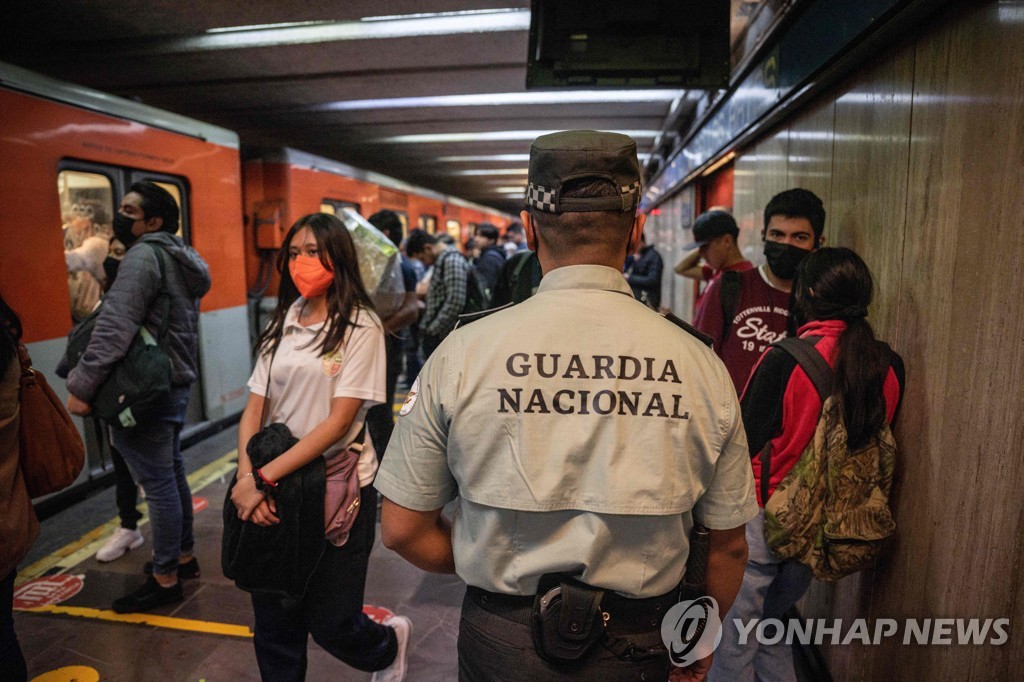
[376,265,758,597]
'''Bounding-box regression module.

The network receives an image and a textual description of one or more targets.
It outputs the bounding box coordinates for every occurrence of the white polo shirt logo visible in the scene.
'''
[322,349,344,377]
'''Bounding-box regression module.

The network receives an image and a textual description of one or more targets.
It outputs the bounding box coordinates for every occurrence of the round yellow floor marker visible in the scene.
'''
[31,666,100,682]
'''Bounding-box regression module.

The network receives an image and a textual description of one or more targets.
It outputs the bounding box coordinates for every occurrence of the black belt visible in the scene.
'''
[466,585,675,634]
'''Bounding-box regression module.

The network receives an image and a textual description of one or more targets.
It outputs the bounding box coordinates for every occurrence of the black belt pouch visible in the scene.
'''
[531,573,605,664]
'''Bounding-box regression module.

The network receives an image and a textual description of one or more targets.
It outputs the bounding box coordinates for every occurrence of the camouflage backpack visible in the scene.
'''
[761,337,898,581]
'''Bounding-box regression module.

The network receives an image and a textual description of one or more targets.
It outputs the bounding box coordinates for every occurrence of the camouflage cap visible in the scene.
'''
[526,130,642,213]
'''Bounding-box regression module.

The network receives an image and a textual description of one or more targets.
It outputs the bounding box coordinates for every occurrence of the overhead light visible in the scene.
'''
[361,8,523,22]
[437,153,651,162]
[492,187,528,194]
[169,9,530,52]
[450,169,529,176]
[438,154,531,162]
[310,90,685,112]
[383,130,660,143]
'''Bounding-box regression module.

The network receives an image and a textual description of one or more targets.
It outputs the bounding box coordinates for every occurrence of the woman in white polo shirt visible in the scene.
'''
[231,213,411,682]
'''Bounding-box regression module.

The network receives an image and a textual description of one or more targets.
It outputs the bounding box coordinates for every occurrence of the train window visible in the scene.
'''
[446,219,461,243]
[322,199,360,216]
[419,215,438,234]
[58,170,115,323]
[394,212,409,238]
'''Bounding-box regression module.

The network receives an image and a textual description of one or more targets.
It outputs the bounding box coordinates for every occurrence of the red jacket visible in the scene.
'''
[740,319,904,507]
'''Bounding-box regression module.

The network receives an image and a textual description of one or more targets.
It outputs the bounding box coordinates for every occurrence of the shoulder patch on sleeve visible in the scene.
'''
[399,376,420,417]
[662,311,714,347]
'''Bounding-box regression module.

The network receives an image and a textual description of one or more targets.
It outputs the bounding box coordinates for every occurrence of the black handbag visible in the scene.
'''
[64,243,173,428]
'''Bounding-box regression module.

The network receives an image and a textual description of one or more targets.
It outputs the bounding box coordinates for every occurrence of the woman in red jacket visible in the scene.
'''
[708,247,904,682]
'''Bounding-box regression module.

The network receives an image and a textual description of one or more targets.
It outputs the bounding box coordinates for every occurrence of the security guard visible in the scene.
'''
[376,131,758,680]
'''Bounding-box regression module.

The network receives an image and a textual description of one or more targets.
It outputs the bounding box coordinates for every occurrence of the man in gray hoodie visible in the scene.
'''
[67,181,211,613]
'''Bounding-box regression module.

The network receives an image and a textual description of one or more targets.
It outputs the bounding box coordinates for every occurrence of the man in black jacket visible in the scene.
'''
[626,233,664,309]
[472,223,506,302]
[67,181,210,614]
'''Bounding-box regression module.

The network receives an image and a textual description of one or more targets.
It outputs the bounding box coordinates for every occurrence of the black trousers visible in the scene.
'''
[366,333,404,461]
[250,486,396,681]
[1,569,27,682]
[458,593,670,682]
[111,445,142,530]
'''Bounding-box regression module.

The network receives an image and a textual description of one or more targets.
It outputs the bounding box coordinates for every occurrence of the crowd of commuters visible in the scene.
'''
[3,132,903,682]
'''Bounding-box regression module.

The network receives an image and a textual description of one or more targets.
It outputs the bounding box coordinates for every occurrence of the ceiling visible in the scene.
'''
[2,1,762,215]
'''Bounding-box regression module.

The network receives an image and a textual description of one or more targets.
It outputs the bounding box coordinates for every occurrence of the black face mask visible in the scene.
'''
[102,256,121,286]
[764,240,811,280]
[112,212,140,248]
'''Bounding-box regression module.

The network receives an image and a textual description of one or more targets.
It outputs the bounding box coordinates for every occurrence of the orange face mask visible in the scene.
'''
[288,255,334,298]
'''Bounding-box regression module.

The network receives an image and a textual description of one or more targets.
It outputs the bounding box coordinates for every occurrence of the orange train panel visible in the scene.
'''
[0,89,246,343]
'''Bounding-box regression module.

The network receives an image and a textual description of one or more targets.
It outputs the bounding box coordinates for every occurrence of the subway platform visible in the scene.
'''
[13,425,463,682]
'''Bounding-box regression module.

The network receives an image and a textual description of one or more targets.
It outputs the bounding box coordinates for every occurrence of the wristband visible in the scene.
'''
[250,468,278,493]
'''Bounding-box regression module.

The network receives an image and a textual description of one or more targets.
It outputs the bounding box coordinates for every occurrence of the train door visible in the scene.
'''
[57,165,120,477]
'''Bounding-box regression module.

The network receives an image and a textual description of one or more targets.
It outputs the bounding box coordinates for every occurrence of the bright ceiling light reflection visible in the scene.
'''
[361,8,522,22]
[437,153,650,162]
[450,169,529,176]
[384,130,659,143]
[492,187,528,194]
[311,90,684,112]
[193,10,531,51]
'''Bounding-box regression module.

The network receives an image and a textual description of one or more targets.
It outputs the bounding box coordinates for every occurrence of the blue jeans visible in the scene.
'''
[1,569,27,682]
[111,385,194,577]
[707,510,813,682]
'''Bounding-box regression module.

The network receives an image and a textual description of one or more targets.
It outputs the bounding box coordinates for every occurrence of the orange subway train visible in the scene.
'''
[0,61,511,503]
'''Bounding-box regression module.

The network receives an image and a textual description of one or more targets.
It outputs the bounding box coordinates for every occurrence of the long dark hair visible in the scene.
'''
[255,213,377,357]
[792,247,891,448]
[0,295,23,378]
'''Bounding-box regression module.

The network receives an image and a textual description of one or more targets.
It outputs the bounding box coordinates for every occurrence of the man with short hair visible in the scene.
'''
[504,221,528,252]
[675,209,754,317]
[67,181,211,613]
[472,223,505,301]
[376,131,757,680]
[625,232,664,309]
[693,189,825,394]
[365,210,420,458]
[404,229,467,358]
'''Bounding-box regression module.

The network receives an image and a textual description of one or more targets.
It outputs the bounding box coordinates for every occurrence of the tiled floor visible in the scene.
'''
[14,424,463,682]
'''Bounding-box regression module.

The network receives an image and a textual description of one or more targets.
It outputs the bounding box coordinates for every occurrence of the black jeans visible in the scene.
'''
[458,593,670,682]
[1,569,27,682]
[366,333,404,461]
[111,445,142,530]
[250,486,396,681]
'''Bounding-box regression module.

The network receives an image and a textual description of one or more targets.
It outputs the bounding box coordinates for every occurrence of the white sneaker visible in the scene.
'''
[96,527,144,562]
[371,615,412,682]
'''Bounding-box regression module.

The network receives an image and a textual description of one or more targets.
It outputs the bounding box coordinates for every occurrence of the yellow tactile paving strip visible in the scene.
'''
[14,449,250,637]
[15,390,409,638]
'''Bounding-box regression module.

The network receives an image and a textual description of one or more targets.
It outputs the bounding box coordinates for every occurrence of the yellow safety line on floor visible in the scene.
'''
[21,604,253,639]
[16,449,240,585]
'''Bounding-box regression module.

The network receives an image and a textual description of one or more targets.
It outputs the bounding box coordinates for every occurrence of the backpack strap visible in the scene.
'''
[760,336,830,505]
[773,336,832,402]
[719,270,742,342]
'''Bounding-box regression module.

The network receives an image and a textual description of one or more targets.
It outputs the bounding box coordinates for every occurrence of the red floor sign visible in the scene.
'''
[192,496,208,513]
[13,574,84,609]
[362,604,395,624]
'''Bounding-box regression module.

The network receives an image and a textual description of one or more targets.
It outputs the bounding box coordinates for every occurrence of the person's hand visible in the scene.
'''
[67,394,91,416]
[668,654,712,681]
[231,473,269,522]
[249,496,280,527]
